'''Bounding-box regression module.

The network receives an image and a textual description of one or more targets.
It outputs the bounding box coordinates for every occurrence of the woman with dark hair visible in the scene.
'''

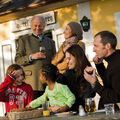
[58,44,95,112]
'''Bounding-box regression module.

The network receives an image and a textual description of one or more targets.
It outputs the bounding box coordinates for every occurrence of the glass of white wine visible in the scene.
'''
[85,98,96,114]
[39,46,46,54]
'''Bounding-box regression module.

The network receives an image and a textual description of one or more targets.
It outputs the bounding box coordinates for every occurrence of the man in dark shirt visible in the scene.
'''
[84,31,120,110]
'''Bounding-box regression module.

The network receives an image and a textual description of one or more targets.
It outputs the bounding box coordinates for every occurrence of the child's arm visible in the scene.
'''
[29,88,48,108]
[59,85,75,112]
[0,73,15,101]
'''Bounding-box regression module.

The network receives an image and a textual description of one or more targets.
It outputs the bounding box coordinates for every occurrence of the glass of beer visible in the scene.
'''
[85,98,96,114]
[17,95,24,108]
[39,46,46,54]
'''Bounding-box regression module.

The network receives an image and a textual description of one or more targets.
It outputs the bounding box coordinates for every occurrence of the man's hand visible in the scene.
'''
[93,55,103,64]
[31,52,46,60]
[84,67,97,85]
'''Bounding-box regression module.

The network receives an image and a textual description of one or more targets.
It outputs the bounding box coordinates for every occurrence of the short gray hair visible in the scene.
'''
[31,15,46,26]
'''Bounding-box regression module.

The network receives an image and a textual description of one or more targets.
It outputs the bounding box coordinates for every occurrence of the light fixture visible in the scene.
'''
[80,16,90,32]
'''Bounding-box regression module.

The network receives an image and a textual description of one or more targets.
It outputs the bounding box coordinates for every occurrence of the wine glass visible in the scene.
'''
[39,46,46,54]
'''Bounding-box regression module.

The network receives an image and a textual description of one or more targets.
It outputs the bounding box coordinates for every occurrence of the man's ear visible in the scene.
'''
[105,43,111,50]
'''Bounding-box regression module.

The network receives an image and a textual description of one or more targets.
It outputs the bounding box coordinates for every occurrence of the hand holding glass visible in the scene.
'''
[39,46,46,54]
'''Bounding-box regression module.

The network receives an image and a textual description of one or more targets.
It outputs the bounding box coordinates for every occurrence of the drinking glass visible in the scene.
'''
[17,95,24,108]
[39,46,46,54]
[42,101,49,110]
[85,98,96,113]
[104,104,115,115]
[42,101,50,116]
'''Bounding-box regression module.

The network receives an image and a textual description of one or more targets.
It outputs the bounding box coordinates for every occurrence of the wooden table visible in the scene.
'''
[1,111,120,120]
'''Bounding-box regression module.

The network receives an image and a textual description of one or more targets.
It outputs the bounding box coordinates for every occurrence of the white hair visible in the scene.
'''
[31,15,46,26]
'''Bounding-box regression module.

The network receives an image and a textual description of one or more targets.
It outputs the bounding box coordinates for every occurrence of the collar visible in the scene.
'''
[104,50,120,63]
[32,33,43,40]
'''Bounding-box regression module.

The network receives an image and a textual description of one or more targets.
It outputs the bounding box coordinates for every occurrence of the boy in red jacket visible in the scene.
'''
[0,64,34,114]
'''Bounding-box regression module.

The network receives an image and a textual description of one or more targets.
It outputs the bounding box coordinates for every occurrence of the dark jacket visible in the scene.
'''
[57,69,95,112]
[94,50,120,110]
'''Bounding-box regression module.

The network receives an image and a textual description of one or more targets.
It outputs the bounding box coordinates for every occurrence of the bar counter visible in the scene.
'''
[0,111,120,120]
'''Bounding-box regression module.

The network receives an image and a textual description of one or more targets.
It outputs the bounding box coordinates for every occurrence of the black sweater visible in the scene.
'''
[94,50,120,110]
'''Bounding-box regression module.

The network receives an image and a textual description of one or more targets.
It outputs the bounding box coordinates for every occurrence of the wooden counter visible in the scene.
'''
[1,111,120,120]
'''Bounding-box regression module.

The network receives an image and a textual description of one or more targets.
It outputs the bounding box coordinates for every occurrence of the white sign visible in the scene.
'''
[11,11,55,32]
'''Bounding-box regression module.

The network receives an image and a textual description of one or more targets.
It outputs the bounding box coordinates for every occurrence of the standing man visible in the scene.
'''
[15,15,56,99]
[84,31,120,110]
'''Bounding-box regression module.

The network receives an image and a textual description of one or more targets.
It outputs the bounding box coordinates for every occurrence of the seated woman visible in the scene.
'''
[58,44,95,112]
[52,21,85,73]
[26,64,75,113]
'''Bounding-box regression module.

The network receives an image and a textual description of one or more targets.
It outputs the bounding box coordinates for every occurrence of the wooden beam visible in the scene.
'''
[0,0,89,23]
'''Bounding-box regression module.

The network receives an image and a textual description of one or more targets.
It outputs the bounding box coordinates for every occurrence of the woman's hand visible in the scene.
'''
[63,42,72,53]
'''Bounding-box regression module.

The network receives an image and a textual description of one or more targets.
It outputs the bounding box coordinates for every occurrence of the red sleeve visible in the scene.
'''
[26,85,34,105]
[0,73,15,101]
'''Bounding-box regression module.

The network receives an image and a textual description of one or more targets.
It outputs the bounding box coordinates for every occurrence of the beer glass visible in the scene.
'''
[85,98,96,113]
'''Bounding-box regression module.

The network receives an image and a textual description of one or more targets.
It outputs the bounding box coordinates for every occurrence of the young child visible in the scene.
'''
[0,64,34,113]
[27,64,75,113]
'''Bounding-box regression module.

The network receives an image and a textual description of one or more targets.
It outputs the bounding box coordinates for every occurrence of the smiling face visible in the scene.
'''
[64,25,72,39]
[65,52,76,70]
[13,69,24,86]
[93,35,108,58]
[31,17,45,36]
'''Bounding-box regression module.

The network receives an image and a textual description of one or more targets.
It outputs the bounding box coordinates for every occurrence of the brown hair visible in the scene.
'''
[66,44,91,77]
[6,64,25,78]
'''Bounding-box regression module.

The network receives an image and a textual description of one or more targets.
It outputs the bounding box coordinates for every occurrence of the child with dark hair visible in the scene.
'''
[0,64,34,113]
[27,64,75,113]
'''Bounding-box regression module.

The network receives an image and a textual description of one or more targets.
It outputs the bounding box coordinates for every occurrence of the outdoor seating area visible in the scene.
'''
[0,110,120,120]
[0,0,120,119]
